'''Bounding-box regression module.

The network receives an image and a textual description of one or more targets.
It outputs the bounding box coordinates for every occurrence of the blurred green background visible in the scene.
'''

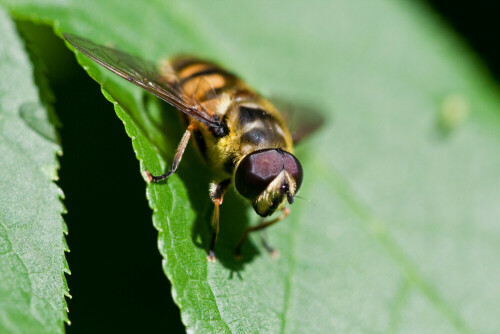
[11,0,500,332]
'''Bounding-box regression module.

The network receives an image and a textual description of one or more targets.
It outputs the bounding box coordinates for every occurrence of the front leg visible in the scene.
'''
[144,123,194,182]
[207,179,231,262]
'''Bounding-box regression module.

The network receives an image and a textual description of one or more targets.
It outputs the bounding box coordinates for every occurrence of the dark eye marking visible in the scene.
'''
[235,149,284,199]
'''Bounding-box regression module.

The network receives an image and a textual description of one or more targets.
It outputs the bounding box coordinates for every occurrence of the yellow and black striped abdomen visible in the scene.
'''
[171,57,247,104]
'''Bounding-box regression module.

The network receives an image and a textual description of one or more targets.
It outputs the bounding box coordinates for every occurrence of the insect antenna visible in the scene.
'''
[293,195,311,203]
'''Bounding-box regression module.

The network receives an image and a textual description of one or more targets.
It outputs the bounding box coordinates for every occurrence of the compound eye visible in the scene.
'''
[235,149,283,199]
[283,152,303,192]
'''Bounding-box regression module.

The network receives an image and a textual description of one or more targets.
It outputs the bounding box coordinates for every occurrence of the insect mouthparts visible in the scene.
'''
[280,182,294,204]
[286,191,294,204]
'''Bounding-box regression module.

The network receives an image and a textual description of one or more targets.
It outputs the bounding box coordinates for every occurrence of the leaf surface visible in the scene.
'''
[0,6,69,334]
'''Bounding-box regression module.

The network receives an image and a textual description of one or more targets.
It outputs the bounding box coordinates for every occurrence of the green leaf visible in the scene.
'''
[3,0,500,332]
[0,6,69,334]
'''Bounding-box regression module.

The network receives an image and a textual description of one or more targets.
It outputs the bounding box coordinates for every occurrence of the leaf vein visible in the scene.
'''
[314,158,472,334]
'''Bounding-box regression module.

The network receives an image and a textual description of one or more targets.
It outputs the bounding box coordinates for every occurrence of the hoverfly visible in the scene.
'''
[63,33,319,262]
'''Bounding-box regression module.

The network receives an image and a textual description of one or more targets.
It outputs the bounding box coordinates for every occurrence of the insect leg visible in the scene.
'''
[207,179,231,262]
[260,230,279,258]
[235,207,290,259]
[144,123,195,182]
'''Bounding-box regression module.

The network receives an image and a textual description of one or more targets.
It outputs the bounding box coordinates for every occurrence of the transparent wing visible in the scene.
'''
[290,110,323,144]
[63,33,221,128]
[271,98,324,144]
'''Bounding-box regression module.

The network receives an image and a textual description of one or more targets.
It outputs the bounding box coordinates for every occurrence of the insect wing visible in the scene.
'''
[271,98,324,144]
[290,110,323,144]
[63,33,218,127]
